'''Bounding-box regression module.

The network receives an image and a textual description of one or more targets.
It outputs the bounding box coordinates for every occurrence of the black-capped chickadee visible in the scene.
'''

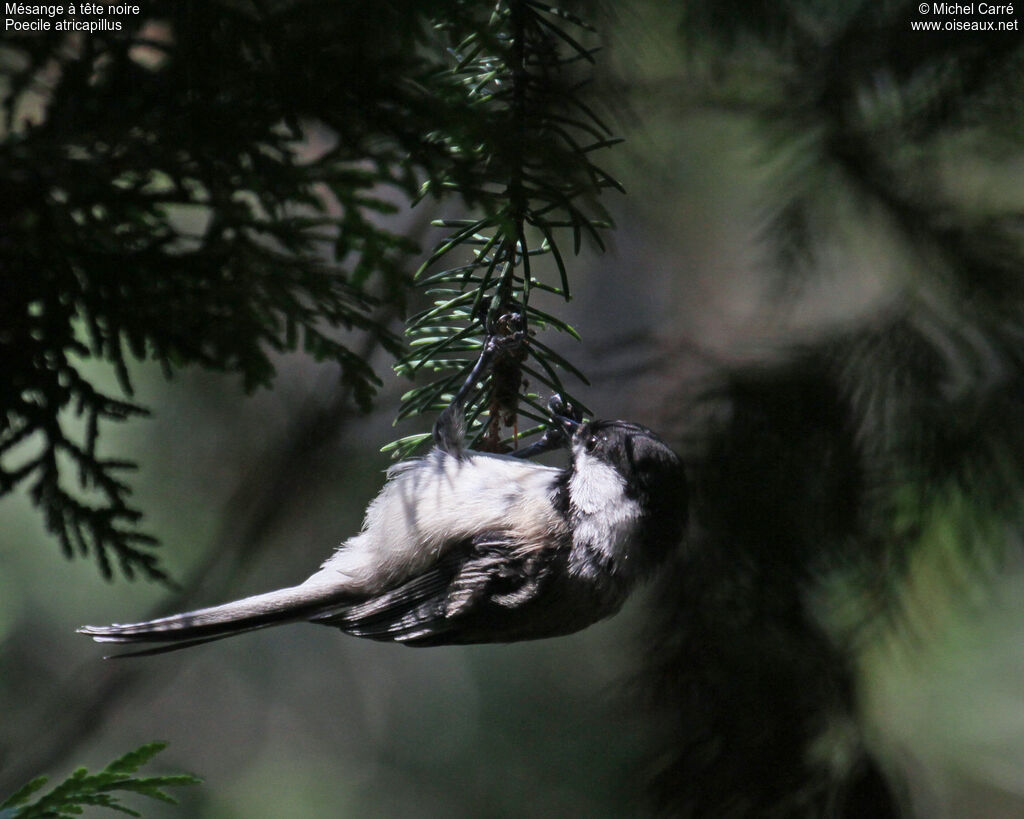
[79,344,687,654]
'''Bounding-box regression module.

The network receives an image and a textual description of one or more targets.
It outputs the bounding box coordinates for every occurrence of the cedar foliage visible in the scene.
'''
[0,742,198,819]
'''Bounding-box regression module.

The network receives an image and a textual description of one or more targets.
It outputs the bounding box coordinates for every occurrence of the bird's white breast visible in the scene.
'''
[314,450,564,592]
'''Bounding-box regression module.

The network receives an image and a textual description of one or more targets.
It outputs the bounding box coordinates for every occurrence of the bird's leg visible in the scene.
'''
[432,319,578,459]
[509,394,581,459]
[433,331,525,454]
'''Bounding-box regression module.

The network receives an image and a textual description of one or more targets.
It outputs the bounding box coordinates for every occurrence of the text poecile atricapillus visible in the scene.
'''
[79,337,687,654]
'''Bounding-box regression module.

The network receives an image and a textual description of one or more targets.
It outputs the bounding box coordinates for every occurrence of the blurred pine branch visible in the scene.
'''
[635,2,1024,815]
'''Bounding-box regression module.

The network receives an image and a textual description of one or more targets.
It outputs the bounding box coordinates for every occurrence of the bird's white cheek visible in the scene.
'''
[569,454,642,562]
[568,453,625,512]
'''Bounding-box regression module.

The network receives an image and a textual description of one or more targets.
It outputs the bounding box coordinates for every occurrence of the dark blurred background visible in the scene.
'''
[3,1,1024,816]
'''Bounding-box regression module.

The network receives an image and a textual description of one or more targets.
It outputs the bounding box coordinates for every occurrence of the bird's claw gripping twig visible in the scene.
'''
[433,315,581,459]
[509,394,583,459]
[433,325,528,454]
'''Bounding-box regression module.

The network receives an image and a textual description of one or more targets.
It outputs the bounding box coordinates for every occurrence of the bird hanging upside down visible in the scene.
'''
[79,336,687,655]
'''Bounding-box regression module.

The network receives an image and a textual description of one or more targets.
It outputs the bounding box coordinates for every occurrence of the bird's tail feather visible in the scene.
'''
[78,582,350,655]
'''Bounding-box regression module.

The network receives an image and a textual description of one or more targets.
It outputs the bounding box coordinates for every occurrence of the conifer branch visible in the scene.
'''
[0,742,199,819]
[391,0,620,456]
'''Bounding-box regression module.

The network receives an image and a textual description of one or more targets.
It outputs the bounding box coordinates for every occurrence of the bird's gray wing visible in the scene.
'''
[313,532,546,645]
